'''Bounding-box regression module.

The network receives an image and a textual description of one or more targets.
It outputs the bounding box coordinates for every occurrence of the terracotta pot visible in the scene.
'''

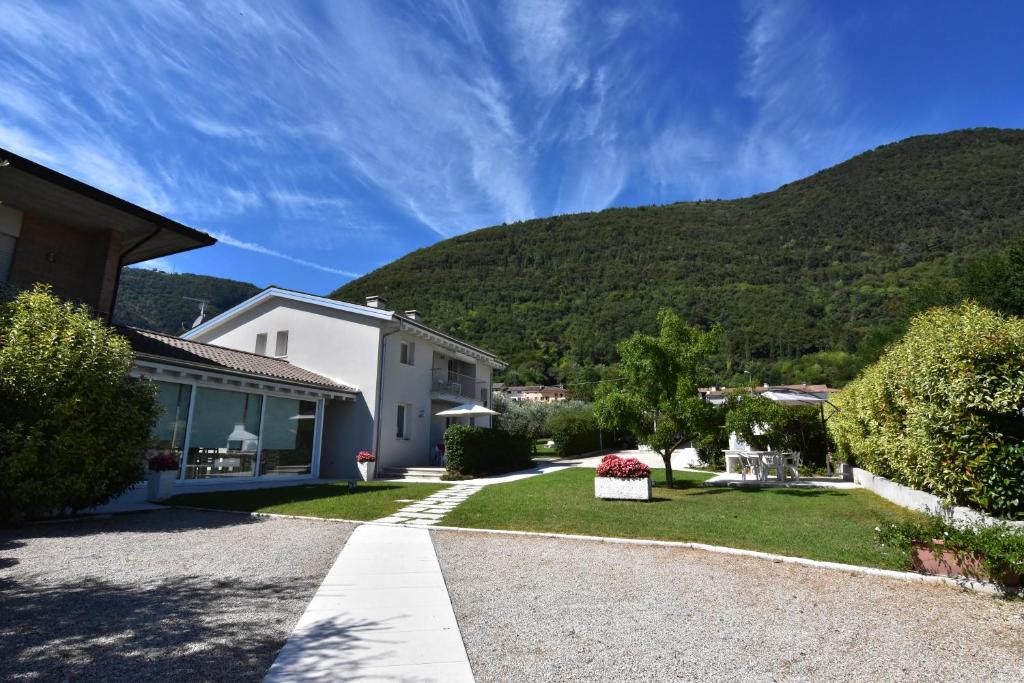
[911,540,1020,587]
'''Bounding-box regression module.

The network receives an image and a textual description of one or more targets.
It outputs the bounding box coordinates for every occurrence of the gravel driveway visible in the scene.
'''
[432,530,1024,682]
[0,509,352,682]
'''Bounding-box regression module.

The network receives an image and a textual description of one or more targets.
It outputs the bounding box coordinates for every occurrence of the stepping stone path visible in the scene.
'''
[375,483,483,526]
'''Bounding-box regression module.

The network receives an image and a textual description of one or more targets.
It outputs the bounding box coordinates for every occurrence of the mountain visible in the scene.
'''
[114,268,260,334]
[330,128,1024,388]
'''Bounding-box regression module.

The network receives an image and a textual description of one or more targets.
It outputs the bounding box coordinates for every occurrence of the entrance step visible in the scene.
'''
[379,466,447,482]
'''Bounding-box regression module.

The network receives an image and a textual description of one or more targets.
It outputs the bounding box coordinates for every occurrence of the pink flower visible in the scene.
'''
[596,455,650,479]
[356,450,376,463]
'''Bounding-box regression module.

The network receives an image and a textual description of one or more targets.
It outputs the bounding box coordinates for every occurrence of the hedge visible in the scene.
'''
[545,406,608,457]
[828,303,1024,519]
[443,425,532,477]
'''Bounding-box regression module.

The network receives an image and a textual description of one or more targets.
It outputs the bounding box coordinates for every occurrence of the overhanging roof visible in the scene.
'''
[0,146,216,264]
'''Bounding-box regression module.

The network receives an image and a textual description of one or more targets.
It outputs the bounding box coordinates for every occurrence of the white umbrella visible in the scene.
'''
[434,402,499,416]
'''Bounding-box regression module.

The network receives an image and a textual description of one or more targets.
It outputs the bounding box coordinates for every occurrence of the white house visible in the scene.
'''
[167,288,505,482]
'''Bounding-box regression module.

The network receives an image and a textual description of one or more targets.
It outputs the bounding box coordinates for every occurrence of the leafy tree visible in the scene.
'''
[0,286,159,523]
[723,394,830,467]
[594,309,718,488]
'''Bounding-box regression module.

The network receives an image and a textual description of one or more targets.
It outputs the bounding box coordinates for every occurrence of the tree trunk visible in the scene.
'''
[661,451,674,488]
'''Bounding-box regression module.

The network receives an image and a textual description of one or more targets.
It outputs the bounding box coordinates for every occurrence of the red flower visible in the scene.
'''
[356,450,376,463]
[596,455,650,479]
[148,452,179,472]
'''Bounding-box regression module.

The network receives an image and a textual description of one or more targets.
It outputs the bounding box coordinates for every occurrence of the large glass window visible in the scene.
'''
[149,381,192,470]
[260,397,317,476]
[185,387,262,479]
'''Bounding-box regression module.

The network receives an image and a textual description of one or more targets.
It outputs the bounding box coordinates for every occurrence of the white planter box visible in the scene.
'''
[147,470,176,501]
[357,461,376,481]
[595,476,652,501]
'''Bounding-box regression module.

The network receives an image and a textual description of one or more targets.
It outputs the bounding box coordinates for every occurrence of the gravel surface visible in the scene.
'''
[432,530,1024,682]
[0,509,352,682]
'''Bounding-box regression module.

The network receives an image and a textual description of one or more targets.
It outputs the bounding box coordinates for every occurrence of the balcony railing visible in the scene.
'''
[431,369,485,401]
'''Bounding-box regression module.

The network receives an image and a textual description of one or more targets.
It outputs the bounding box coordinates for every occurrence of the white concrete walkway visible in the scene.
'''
[264,524,473,682]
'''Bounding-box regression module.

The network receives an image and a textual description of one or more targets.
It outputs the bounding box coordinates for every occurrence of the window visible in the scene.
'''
[185,387,263,479]
[400,341,415,366]
[396,403,409,439]
[0,233,15,283]
[275,330,289,357]
[260,397,317,476]
[480,387,488,406]
[254,333,268,355]
[148,381,192,474]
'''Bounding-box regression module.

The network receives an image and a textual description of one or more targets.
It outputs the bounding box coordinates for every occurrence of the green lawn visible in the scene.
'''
[166,481,446,520]
[442,468,919,570]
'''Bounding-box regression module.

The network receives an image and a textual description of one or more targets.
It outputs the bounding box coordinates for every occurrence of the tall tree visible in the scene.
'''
[594,309,718,488]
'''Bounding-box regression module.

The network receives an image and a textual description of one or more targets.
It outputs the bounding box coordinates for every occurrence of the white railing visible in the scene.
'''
[431,369,482,400]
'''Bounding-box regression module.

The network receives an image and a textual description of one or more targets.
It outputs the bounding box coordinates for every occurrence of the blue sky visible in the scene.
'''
[1,1,1022,294]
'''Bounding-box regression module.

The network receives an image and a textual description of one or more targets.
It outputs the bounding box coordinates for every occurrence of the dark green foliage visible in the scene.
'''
[114,268,260,334]
[545,406,607,457]
[0,286,160,523]
[330,129,1024,386]
[830,303,1024,519]
[443,425,532,477]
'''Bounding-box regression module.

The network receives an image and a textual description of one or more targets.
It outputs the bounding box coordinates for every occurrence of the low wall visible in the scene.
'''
[853,468,1023,528]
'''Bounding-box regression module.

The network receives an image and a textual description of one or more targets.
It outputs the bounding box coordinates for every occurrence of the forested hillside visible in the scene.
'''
[114,268,259,334]
[331,128,1024,389]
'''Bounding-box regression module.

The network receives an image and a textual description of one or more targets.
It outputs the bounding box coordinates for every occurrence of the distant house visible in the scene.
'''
[163,289,507,483]
[0,146,215,318]
[495,384,568,402]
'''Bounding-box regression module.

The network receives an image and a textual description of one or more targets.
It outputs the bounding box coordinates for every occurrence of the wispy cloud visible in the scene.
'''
[208,231,360,278]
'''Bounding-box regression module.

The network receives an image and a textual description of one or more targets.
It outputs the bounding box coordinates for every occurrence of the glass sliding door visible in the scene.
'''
[259,397,317,476]
[149,381,192,473]
[185,387,263,479]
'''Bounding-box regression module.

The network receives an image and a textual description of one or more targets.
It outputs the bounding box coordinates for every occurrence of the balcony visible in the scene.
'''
[431,368,485,402]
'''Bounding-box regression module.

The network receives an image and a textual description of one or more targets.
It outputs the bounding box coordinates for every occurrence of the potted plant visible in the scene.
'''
[146,452,179,502]
[876,514,1022,587]
[594,454,652,501]
[356,450,376,481]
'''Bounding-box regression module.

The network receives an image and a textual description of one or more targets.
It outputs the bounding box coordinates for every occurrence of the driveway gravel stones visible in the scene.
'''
[431,529,1024,682]
[0,509,353,682]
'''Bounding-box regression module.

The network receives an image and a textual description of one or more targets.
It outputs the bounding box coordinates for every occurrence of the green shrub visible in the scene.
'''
[545,405,607,457]
[829,303,1024,519]
[876,513,1024,585]
[0,286,159,523]
[443,425,532,477]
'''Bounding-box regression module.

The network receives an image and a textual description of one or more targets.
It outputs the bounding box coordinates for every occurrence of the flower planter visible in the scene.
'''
[595,476,652,501]
[912,540,1021,587]
[357,460,376,481]
[146,470,177,502]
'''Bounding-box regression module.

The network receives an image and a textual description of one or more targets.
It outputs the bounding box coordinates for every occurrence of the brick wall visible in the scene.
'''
[7,214,122,317]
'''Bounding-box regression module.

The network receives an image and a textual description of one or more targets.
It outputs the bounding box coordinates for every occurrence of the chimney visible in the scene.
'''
[365,295,388,309]
[404,309,422,321]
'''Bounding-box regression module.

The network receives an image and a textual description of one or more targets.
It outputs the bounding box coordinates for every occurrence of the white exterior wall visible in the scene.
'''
[380,333,494,469]
[189,298,383,479]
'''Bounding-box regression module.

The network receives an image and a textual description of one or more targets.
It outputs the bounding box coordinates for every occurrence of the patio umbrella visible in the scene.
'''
[434,402,500,417]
